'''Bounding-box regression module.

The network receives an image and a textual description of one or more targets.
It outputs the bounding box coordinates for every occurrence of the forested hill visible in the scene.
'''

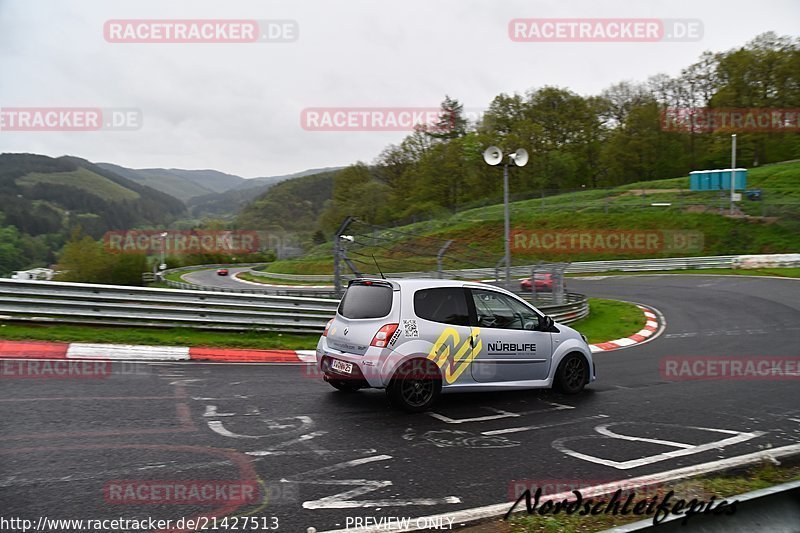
[0,153,186,239]
[234,170,336,233]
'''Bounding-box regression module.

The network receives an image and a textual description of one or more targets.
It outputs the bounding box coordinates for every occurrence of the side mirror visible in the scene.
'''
[539,315,554,331]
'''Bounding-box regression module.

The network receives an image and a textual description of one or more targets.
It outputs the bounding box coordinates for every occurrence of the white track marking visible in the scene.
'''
[247,448,377,457]
[286,455,461,510]
[481,414,609,436]
[66,343,190,361]
[246,432,328,456]
[428,402,575,425]
[315,443,800,532]
[297,350,318,363]
[206,414,314,439]
[553,423,765,470]
[203,405,235,417]
[428,408,521,424]
[611,338,636,347]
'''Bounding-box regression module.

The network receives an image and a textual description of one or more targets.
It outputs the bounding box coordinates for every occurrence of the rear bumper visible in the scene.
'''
[315,339,387,388]
[320,355,371,388]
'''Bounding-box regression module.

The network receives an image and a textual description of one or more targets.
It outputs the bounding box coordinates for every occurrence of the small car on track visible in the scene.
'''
[216,268,229,276]
[520,272,560,292]
[315,278,595,411]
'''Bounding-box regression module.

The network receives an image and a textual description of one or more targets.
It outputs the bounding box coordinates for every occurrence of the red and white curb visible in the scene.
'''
[0,340,317,364]
[589,304,665,353]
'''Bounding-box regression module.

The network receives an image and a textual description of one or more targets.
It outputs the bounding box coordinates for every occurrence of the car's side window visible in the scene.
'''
[413,287,470,326]
[470,289,540,330]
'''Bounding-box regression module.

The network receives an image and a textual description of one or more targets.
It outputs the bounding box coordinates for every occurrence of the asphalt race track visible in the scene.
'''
[1,275,799,532]
[183,267,264,290]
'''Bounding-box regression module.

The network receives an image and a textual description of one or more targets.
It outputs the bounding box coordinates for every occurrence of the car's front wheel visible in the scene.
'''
[554,353,588,394]
[387,359,441,412]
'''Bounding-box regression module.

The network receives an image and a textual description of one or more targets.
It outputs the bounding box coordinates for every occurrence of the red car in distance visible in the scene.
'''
[520,273,556,292]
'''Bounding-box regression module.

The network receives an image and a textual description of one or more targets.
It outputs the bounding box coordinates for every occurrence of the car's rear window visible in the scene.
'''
[413,287,469,326]
[338,283,394,319]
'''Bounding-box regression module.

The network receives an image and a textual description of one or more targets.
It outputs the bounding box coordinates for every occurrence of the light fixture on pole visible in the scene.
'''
[730,134,737,215]
[159,231,168,271]
[483,146,529,288]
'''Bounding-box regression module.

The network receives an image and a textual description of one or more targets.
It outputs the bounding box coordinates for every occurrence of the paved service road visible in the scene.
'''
[1,275,799,532]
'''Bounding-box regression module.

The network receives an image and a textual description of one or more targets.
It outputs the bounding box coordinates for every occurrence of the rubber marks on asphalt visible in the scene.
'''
[589,305,662,353]
[0,340,312,363]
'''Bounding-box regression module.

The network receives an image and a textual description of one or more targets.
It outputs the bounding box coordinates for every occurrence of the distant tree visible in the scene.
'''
[427,95,468,140]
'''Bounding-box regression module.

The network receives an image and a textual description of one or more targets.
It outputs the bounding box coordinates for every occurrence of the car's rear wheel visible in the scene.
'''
[387,359,441,412]
[554,353,588,394]
[327,378,361,392]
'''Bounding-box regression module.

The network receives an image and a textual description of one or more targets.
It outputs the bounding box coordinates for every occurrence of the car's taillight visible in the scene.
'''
[323,318,334,337]
[370,323,399,348]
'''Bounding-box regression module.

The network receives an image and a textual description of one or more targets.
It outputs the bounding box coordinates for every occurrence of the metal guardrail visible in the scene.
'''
[243,255,754,283]
[0,279,588,332]
[0,279,339,334]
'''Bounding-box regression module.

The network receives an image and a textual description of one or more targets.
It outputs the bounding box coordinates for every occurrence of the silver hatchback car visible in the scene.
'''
[315,278,596,412]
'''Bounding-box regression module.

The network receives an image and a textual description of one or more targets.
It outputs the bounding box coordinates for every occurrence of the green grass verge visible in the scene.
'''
[237,271,332,286]
[0,322,319,350]
[569,298,645,345]
[569,267,800,278]
[499,462,800,533]
[161,267,216,284]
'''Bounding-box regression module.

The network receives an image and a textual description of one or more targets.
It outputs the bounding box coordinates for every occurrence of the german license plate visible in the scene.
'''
[331,359,353,374]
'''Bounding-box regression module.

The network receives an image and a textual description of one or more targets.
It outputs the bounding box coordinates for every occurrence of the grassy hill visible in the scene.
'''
[262,161,800,274]
[17,168,141,202]
[97,163,225,201]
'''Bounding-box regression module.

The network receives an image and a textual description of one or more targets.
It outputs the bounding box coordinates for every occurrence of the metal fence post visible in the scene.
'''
[333,216,354,298]
[437,240,453,279]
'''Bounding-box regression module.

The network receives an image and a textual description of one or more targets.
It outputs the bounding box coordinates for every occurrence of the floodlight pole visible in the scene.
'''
[730,134,737,215]
[503,163,511,288]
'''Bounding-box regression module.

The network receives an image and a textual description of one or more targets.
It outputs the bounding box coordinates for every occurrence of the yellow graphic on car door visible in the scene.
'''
[427,327,482,384]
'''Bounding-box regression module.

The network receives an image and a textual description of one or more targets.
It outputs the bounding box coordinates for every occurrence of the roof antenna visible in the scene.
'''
[372,254,386,279]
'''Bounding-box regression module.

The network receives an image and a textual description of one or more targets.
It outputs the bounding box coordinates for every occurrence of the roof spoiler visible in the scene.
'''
[348,278,400,290]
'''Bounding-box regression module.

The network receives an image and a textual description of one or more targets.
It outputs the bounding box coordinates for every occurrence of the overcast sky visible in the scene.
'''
[1,0,798,178]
